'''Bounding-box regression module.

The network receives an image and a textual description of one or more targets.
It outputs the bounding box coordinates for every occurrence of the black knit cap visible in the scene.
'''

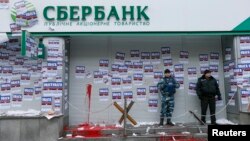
[164,69,171,74]
[203,70,211,75]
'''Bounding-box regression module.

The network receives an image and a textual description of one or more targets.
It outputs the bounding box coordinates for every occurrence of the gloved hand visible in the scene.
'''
[217,95,222,101]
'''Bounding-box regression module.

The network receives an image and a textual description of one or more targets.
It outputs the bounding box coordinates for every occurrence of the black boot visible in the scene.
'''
[166,118,175,126]
[201,119,206,125]
[159,117,164,126]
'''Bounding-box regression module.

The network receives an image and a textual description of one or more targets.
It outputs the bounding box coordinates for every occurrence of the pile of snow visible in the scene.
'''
[216,118,237,125]
[4,109,41,117]
[115,123,123,128]
[134,121,158,127]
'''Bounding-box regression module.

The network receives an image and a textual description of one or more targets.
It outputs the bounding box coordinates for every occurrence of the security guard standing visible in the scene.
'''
[196,70,222,125]
[157,69,180,126]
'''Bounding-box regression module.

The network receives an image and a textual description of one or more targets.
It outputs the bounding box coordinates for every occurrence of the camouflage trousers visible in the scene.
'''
[160,95,175,118]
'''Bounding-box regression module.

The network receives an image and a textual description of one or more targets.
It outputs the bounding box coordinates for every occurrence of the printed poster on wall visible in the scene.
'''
[224,64,230,78]
[12,0,38,27]
[93,71,103,83]
[242,77,250,87]
[210,52,219,65]
[46,61,58,76]
[239,37,250,50]
[53,97,61,112]
[54,103,61,113]
[229,61,235,76]
[154,71,163,84]
[1,53,10,65]
[47,39,61,48]
[233,68,243,85]
[228,92,236,106]
[43,82,63,96]
[130,50,140,62]
[133,73,143,85]
[118,65,128,76]
[209,65,219,78]
[41,96,53,112]
[144,65,154,77]
[1,83,11,94]
[0,0,9,9]
[30,65,41,78]
[111,64,119,76]
[0,95,11,109]
[199,54,209,66]
[125,61,133,73]
[237,63,250,77]
[149,86,158,99]
[200,66,209,75]
[141,52,151,65]
[122,76,132,90]
[99,59,109,72]
[230,78,237,92]
[47,51,61,62]
[174,64,184,77]
[23,88,33,101]
[0,58,9,66]
[151,52,161,64]
[179,51,189,64]
[133,61,143,73]
[163,59,173,71]
[240,90,249,104]
[57,61,63,72]
[55,75,63,82]
[99,88,109,101]
[10,23,22,33]
[136,88,146,101]
[47,39,62,61]
[2,66,13,75]
[34,86,42,100]
[112,91,122,104]
[12,94,22,107]
[30,64,39,75]
[111,77,122,90]
[0,52,10,65]
[148,99,158,112]
[187,67,197,80]
[240,50,250,63]
[20,72,30,85]
[11,79,21,93]
[123,91,133,102]
[175,77,184,89]
[188,82,197,95]
[161,47,171,59]
[14,57,24,66]
[225,47,232,61]
[114,52,125,65]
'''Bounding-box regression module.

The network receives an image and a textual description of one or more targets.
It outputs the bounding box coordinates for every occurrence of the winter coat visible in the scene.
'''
[196,75,221,98]
[157,76,180,96]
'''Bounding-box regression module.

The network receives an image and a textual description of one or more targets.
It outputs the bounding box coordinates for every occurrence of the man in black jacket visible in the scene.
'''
[196,70,222,125]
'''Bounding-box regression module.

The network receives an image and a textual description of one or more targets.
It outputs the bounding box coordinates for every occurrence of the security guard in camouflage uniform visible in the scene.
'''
[157,69,180,126]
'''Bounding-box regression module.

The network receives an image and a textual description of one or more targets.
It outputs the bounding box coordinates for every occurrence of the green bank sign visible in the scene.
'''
[43,6,150,21]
